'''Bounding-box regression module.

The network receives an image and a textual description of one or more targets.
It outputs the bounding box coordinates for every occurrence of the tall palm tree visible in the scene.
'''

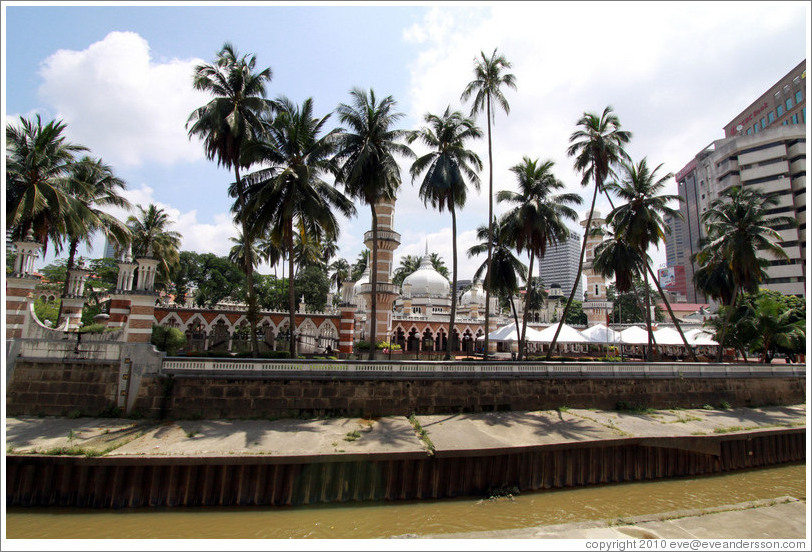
[228,232,262,270]
[241,97,355,357]
[468,217,527,345]
[58,157,131,322]
[547,106,631,360]
[461,49,517,360]
[186,42,273,356]
[335,88,414,360]
[329,258,351,298]
[603,159,695,361]
[408,107,483,359]
[698,185,795,361]
[127,204,182,288]
[498,157,581,359]
[351,249,370,282]
[6,115,89,253]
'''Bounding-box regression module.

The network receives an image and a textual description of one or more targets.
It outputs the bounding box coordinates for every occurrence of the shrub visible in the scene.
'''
[78,323,108,334]
[151,324,187,355]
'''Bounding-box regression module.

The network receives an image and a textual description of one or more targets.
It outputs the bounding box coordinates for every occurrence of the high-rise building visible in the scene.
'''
[102,237,117,259]
[669,61,806,300]
[538,231,583,302]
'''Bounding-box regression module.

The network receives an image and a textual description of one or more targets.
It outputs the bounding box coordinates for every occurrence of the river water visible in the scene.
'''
[5,463,806,539]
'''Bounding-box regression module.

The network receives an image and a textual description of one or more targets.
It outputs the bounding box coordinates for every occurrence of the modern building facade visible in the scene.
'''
[538,231,584,302]
[669,61,806,300]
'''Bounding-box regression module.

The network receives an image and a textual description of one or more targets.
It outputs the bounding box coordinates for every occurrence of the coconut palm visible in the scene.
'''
[58,157,131,321]
[127,204,182,288]
[6,115,89,253]
[749,295,805,363]
[468,217,527,343]
[329,258,351,297]
[392,254,422,287]
[461,48,517,360]
[698,185,795,361]
[498,157,581,359]
[228,232,262,270]
[241,96,355,357]
[351,249,370,282]
[547,106,632,360]
[408,107,483,359]
[603,159,695,361]
[335,88,414,359]
[186,42,273,356]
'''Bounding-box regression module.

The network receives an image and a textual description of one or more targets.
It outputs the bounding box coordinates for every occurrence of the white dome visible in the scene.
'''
[460,280,485,306]
[402,254,450,297]
[352,263,369,298]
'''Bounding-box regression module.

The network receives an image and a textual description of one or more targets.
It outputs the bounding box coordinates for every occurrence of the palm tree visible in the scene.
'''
[329,258,351,298]
[228,232,262,270]
[461,49,517,360]
[127,204,182,288]
[6,115,89,253]
[58,157,131,322]
[351,249,370,282]
[603,159,695,361]
[186,42,273,356]
[698,185,795,361]
[749,295,805,363]
[392,254,422,287]
[498,157,581,359]
[408,107,483,359]
[468,217,527,346]
[428,253,450,279]
[241,97,355,357]
[335,88,414,360]
[547,106,631,360]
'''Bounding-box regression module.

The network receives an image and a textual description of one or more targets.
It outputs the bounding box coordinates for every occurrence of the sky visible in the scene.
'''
[3,1,810,287]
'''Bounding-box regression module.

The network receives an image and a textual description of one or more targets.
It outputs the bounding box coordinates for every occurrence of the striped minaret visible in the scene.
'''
[6,228,41,339]
[581,211,611,326]
[358,199,401,344]
[126,250,160,343]
[108,245,137,332]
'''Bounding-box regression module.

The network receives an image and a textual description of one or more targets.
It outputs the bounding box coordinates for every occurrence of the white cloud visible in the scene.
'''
[37,31,208,168]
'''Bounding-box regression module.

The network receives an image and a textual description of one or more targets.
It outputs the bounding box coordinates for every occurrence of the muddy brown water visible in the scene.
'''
[5,463,805,539]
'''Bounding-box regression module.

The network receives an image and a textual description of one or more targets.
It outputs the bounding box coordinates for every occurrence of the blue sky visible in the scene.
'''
[3,1,809,284]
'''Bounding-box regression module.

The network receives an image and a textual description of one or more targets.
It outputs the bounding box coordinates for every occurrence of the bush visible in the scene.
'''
[151,324,187,355]
[78,323,108,334]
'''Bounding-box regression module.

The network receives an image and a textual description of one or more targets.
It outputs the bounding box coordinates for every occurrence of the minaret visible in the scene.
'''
[6,227,42,338]
[581,211,611,326]
[357,198,401,346]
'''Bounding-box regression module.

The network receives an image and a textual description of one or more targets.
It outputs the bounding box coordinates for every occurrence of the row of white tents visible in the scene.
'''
[477,323,718,346]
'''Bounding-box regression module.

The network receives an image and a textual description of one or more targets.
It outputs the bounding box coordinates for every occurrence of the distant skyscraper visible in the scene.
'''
[538,231,583,302]
[102,237,117,259]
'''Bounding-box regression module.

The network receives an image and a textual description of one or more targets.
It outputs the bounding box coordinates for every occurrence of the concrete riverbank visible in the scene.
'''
[6,404,806,508]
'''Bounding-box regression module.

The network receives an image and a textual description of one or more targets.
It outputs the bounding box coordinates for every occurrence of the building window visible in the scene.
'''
[761,117,766,129]
[783,84,791,94]
[803,108,806,123]
[791,114,798,124]
[786,98,793,110]
[793,76,801,86]
[777,105,784,116]
[747,128,753,135]
[753,124,759,133]
[796,90,803,103]
[768,112,775,123]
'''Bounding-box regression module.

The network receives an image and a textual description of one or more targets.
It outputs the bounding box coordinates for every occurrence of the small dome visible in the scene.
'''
[460,280,485,306]
[402,254,450,297]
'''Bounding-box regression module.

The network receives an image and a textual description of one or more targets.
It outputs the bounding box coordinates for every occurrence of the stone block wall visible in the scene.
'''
[129,375,806,419]
[6,360,121,416]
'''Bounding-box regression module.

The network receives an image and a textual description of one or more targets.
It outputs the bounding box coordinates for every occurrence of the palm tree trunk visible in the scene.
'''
[288,220,297,358]
[645,264,697,361]
[642,264,654,361]
[368,205,379,361]
[483,95,494,361]
[445,204,459,361]
[715,288,739,363]
[520,250,535,361]
[56,238,80,325]
[510,294,521,356]
[234,165,260,357]
[547,177,599,360]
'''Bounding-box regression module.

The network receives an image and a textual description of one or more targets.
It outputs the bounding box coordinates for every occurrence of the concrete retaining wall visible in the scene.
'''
[130,374,805,419]
[6,429,804,508]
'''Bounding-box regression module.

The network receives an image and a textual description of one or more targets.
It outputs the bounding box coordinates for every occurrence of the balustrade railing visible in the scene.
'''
[161,358,806,379]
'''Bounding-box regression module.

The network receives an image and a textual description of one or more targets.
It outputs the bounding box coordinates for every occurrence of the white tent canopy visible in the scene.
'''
[618,326,650,345]
[684,328,719,346]
[580,323,620,344]
[652,327,685,346]
[476,322,547,343]
[536,323,589,343]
